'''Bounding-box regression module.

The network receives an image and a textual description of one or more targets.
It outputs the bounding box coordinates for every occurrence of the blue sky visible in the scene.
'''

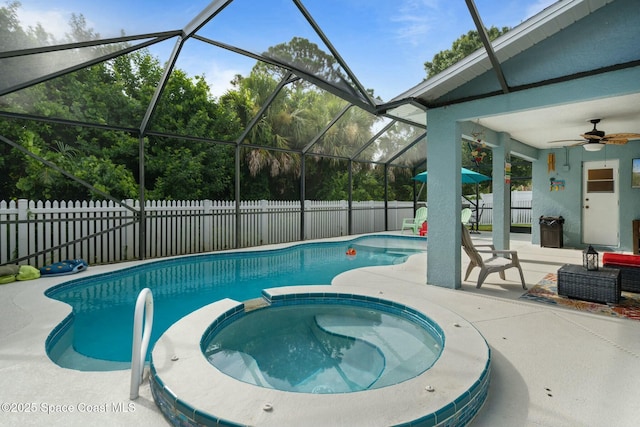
[16,0,555,101]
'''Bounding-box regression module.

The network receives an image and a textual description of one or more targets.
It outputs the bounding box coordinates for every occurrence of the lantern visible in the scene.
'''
[583,245,599,271]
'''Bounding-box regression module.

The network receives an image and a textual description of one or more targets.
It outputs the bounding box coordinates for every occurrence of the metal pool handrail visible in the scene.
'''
[130,288,154,400]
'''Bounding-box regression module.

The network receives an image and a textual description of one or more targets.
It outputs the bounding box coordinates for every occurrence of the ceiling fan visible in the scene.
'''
[551,119,640,151]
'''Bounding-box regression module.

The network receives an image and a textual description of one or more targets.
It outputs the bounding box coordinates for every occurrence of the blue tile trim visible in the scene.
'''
[200,303,246,349]
[44,312,74,354]
[433,352,491,427]
[193,409,219,425]
[152,370,248,427]
[202,292,446,353]
[44,234,424,299]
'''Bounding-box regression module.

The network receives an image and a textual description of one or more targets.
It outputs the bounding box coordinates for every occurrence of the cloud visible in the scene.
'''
[16,7,72,41]
[202,64,244,99]
[390,0,441,46]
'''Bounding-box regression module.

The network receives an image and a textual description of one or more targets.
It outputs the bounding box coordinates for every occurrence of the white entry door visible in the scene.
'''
[582,160,619,246]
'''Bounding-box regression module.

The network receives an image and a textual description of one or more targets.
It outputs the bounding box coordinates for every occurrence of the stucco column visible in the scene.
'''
[426,109,462,289]
[492,132,511,250]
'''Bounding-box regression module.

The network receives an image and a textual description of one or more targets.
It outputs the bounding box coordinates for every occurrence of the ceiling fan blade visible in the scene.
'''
[547,139,584,143]
[604,133,640,140]
[580,133,603,140]
[603,138,628,145]
[569,141,586,147]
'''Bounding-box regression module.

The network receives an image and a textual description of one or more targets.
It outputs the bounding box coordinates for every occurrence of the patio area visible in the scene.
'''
[0,232,639,426]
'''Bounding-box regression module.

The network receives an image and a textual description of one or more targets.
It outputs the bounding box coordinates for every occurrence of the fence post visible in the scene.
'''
[121,199,133,260]
[303,200,310,240]
[369,200,375,232]
[389,200,398,230]
[203,200,212,252]
[17,199,29,261]
[340,200,348,236]
[260,200,269,245]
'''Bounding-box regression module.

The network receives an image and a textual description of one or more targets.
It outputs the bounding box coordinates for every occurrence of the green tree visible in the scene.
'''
[424,26,509,78]
[1,4,399,204]
[353,168,387,201]
[0,2,44,50]
[1,3,241,201]
[261,36,351,88]
[312,166,348,200]
[14,131,137,200]
[145,67,240,200]
[223,38,380,201]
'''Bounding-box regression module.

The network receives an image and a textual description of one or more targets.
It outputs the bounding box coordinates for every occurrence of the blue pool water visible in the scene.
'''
[45,235,426,370]
[203,303,442,393]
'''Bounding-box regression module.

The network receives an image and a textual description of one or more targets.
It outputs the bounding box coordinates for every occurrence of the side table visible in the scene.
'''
[557,264,621,304]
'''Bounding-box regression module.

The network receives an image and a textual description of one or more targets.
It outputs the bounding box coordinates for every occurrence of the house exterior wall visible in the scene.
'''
[425,66,639,288]
[440,0,638,104]
[421,0,639,287]
[532,143,640,252]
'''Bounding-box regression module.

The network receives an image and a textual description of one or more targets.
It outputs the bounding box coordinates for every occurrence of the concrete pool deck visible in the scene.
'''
[1,232,639,426]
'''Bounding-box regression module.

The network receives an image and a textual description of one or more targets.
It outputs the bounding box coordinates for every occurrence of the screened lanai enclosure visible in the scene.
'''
[0,0,554,265]
[0,0,435,265]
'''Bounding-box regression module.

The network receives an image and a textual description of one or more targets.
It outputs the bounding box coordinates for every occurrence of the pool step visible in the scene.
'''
[307,319,385,392]
[315,314,440,388]
[206,350,270,387]
[244,297,270,312]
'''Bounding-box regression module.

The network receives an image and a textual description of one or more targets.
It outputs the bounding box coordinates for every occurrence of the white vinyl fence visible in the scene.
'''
[473,191,532,225]
[0,199,415,267]
[1,193,532,268]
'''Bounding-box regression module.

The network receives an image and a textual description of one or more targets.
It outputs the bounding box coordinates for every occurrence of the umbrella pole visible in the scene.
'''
[471,183,480,234]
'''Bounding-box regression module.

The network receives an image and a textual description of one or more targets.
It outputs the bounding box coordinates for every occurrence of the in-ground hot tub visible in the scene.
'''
[150,286,491,427]
[203,300,443,394]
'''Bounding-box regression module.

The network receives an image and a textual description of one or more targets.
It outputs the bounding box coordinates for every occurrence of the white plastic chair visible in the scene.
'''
[401,207,427,234]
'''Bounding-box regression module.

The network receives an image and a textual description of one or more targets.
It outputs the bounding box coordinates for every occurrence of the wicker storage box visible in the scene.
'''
[557,264,621,304]
[602,265,640,293]
[618,266,640,293]
[602,253,640,293]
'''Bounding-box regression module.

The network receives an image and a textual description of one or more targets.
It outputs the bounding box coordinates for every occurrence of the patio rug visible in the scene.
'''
[520,273,640,321]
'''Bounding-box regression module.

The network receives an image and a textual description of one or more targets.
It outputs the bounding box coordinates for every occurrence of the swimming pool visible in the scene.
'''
[45,235,426,371]
[202,302,443,393]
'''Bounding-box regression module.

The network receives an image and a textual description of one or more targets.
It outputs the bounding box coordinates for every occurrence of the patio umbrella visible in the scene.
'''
[412,168,491,233]
[412,167,491,184]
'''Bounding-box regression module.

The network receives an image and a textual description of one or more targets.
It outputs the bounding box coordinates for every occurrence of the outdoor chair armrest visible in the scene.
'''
[476,249,519,259]
[474,244,496,250]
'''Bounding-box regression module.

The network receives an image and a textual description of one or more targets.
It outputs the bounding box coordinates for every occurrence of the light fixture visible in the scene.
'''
[583,245,599,271]
[583,143,604,152]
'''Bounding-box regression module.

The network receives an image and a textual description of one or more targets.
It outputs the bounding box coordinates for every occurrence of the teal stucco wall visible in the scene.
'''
[532,143,640,252]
